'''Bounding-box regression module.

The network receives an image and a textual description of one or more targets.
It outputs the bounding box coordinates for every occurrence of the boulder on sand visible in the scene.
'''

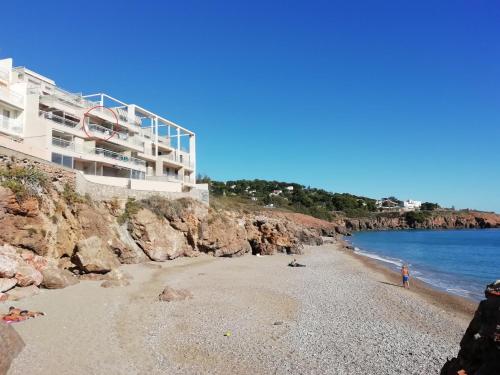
[73,236,121,273]
[0,322,25,374]
[0,278,17,293]
[14,263,43,287]
[41,266,79,289]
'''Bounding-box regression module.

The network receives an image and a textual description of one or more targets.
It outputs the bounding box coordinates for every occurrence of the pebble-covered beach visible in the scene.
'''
[7,244,472,374]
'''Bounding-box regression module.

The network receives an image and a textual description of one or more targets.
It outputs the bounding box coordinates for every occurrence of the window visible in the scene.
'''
[51,153,73,169]
[131,169,145,180]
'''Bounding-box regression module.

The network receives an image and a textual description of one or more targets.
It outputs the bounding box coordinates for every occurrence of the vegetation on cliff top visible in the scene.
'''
[201,177,377,220]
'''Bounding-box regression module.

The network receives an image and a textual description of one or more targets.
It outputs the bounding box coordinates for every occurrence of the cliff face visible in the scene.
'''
[0,156,331,301]
[332,211,500,234]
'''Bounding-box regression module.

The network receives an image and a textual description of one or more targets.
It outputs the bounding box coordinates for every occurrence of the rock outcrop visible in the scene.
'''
[0,322,25,374]
[441,280,500,375]
[0,153,333,301]
[72,236,121,273]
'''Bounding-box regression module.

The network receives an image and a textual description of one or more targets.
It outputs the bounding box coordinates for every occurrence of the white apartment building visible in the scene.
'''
[403,200,422,210]
[0,57,203,194]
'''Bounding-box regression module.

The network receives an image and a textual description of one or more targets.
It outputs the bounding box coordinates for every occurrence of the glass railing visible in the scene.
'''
[94,147,146,167]
[0,114,23,135]
[88,122,144,148]
[52,87,97,109]
[52,137,74,150]
[40,110,80,128]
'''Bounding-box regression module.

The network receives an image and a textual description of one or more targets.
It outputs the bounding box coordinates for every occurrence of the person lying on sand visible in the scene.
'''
[2,306,45,323]
[288,259,306,267]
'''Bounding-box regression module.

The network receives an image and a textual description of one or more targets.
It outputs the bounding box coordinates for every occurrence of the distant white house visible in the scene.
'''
[403,200,422,210]
[286,186,294,191]
[269,189,282,197]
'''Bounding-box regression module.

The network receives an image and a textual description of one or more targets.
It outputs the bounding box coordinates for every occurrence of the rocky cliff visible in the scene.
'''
[331,211,500,235]
[0,155,332,301]
[441,281,500,375]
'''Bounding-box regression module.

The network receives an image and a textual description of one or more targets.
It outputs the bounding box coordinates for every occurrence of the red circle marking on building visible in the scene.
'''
[81,105,119,142]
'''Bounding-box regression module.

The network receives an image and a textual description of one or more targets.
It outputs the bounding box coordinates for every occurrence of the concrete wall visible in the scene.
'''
[131,178,182,192]
[75,172,209,205]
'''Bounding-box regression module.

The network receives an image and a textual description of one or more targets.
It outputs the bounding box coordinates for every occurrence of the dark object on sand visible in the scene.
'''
[440,280,500,375]
[288,259,306,268]
[0,320,25,374]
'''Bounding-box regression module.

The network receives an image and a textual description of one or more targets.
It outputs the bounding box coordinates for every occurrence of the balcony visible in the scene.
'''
[0,113,23,136]
[51,137,146,169]
[88,122,145,149]
[40,110,80,128]
[52,137,74,150]
[94,147,146,168]
[49,87,97,109]
[161,151,194,169]
[0,86,23,108]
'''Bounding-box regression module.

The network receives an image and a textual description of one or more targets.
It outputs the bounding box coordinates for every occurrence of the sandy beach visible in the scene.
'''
[5,243,474,375]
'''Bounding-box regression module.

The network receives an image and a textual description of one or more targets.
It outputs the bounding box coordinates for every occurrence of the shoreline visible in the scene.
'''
[6,242,471,374]
[337,238,478,319]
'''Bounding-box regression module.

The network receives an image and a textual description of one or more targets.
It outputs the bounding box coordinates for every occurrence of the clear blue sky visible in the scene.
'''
[1,1,499,211]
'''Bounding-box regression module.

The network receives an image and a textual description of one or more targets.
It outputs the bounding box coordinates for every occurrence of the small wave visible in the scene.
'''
[354,249,403,268]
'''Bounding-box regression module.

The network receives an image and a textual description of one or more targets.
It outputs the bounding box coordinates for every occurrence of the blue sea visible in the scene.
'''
[348,229,500,301]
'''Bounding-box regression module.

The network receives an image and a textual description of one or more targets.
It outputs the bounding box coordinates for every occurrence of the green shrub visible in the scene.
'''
[0,166,48,202]
[117,198,141,224]
[62,183,86,205]
[141,196,192,220]
[404,211,431,226]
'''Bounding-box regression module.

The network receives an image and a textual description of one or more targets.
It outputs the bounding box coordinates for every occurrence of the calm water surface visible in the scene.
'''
[348,229,500,301]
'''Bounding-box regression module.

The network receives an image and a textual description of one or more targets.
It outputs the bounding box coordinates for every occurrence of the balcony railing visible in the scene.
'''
[51,87,97,109]
[115,107,142,127]
[161,152,194,169]
[0,86,23,107]
[88,122,144,148]
[40,110,80,128]
[52,137,74,150]
[0,114,23,136]
[94,147,146,167]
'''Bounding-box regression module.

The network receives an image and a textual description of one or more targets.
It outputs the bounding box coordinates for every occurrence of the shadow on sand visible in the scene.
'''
[378,281,403,288]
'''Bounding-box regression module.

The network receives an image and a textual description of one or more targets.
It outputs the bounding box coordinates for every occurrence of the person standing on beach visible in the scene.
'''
[401,265,410,289]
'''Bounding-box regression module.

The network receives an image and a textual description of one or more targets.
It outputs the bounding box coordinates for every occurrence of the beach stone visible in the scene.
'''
[100,269,132,288]
[158,286,193,302]
[0,322,25,374]
[73,236,121,273]
[0,278,17,292]
[0,254,18,278]
[14,263,43,287]
[41,267,79,289]
[7,285,40,301]
[101,279,130,288]
[0,292,8,302]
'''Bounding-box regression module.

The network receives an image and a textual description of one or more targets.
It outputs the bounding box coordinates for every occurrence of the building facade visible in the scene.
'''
[0,57,204,195]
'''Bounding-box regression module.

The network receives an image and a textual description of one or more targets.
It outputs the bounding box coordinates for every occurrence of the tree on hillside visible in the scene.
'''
[421,202,440,211]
